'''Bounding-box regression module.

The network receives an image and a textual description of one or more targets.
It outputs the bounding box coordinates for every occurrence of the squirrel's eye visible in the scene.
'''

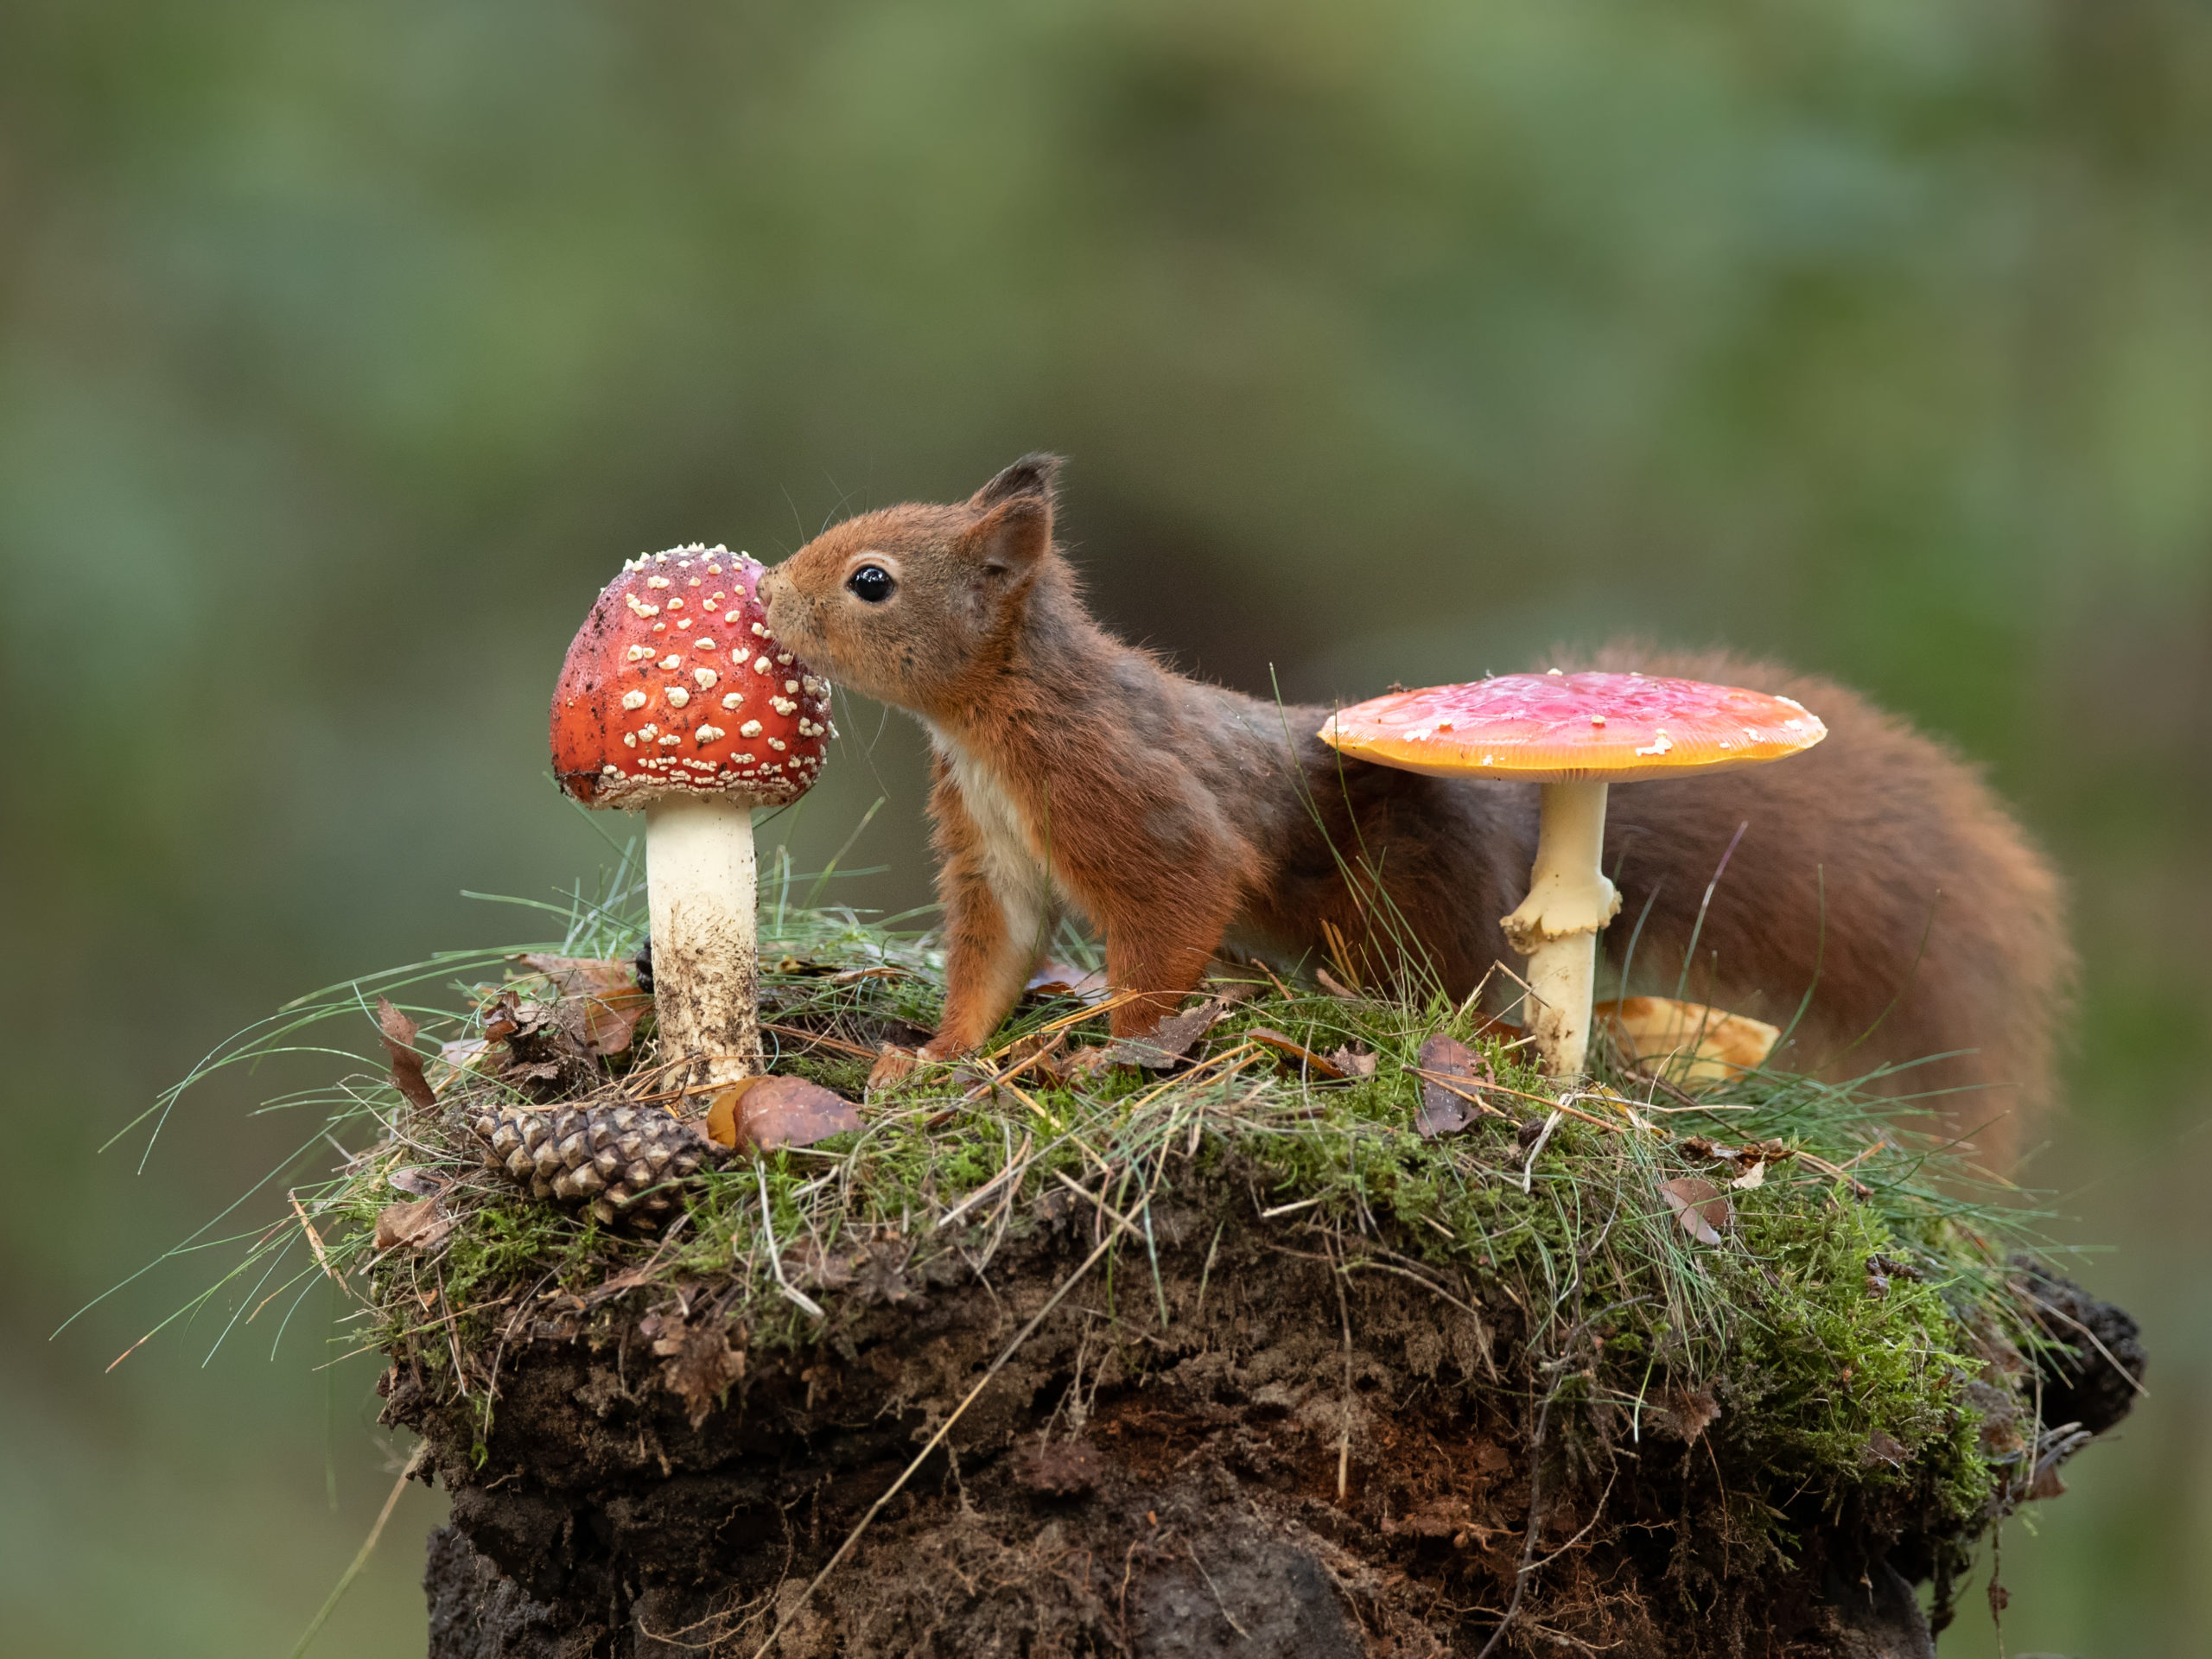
[846,565,896,604]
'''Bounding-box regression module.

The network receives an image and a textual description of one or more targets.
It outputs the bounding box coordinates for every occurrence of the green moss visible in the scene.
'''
[185,879,2050,1554]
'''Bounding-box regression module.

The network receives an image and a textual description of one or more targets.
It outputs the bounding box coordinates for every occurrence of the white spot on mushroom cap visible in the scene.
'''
[783,678,800,694]
[658,733,681,747]
[621,690,648,711]
[677,618,692,630]
[753,656,773,674]
[695,723,724,744]
[652,621,666,632]
[646,575,672,589]
[694,667,718,689]
[1634,730,1674,758]
[721,691,744,709]
[666,687,690,709]
[666,597,683,610]
[659,655,681,671]
[626,645,652,662]
[739,719,763,737]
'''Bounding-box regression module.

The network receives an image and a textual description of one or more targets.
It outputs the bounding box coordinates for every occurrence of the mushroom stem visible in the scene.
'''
[1500,780,1624,1080]
[644,794,761,1096]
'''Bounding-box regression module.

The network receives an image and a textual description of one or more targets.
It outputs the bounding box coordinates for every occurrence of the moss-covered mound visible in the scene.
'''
[191,881,2137,1656]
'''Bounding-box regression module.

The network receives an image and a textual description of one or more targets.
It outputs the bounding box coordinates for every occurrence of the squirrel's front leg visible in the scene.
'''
[920,779,1042,1060]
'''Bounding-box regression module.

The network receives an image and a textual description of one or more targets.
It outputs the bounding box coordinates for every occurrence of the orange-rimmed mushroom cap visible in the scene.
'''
[551,545,832,808]
[1319,671,1825,783]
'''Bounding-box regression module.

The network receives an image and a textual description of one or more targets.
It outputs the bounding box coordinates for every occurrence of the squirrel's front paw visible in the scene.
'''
[867,1043,923,1096]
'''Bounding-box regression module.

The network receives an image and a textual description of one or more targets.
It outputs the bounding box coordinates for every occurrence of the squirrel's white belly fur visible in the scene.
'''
[928,727,1062,958]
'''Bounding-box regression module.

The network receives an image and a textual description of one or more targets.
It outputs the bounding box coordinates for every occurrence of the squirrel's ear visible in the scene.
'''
[969,453,1064,511]
[961,493,1052,575]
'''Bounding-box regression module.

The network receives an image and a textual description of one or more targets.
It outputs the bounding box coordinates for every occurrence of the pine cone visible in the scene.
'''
[470,1102,723,1228]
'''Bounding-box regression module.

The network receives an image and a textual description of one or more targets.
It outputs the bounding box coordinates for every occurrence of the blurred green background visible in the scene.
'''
[3,2,2206,1653]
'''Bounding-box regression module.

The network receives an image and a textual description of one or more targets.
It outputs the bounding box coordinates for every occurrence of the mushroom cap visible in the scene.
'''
[1319,671,1825,784]
[551,545,832,807]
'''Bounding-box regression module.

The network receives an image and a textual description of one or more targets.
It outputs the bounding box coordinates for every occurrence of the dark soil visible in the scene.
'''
[386,1179,2138,1658]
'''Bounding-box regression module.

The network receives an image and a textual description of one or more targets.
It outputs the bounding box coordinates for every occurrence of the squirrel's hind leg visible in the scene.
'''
[1101,895,1237,1040]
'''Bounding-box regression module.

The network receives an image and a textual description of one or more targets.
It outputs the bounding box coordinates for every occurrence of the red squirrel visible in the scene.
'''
[758,456,2069,1169]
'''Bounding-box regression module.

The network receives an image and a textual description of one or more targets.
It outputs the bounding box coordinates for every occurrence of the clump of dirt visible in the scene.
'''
[386,1169,2136,1657]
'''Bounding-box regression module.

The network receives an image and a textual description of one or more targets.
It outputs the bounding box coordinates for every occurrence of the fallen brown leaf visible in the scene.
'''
[374,999,439,1115]
[1597,996,1780,1090]
[1658,1177,1732,1246]
[516,953,652,1056]
[1063,1045,1118,1080]
[704,1074,862,1153]
[1413,1035,1491,1139]
[1328,1045,1379,1079]
[374,1196,449,1254]
[1866,1428,1908,1468]
[1103,1001,1224,1070]
[387,1166,447,1198]
[475,988,543,1045]
[1025,961,1111,1004]
[640,1309,745,1427]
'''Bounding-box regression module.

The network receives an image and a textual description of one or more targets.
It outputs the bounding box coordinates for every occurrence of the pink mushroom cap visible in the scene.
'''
[1320,671,1826,784]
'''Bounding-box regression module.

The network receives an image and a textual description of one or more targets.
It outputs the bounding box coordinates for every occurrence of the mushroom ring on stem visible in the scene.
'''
[1320,671,1825,1081]
[550,544,833,1098]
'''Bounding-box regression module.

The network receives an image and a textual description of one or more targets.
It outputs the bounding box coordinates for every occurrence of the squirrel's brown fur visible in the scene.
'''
[760,456,2070,1169]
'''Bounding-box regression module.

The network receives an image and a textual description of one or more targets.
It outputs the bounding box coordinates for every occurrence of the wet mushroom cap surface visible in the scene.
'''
[1320,671,1826,783]
[550,544,833,807]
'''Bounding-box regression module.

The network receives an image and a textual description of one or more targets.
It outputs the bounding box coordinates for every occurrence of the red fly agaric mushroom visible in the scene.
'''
[1319,671,1825,1080]
[551,544,833,1094]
